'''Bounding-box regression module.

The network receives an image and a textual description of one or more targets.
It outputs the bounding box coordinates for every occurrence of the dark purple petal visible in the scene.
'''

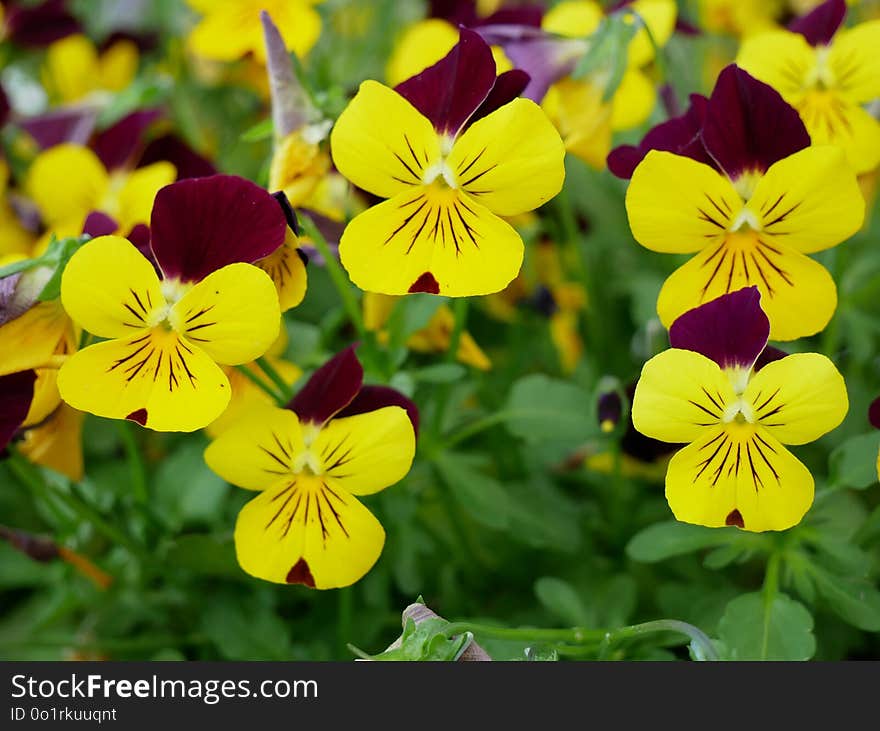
[82,211,118,238]
[597,390,623,431]
[674,17,702,36]
[4,0,80,47]
[429,0,479,26]
[272,191,300,235]
[869,397,880,430]
[288,346,364,426]
[99,30,159,54]
[19,108,97,150]
[466,69,530,127]
[475,5,544,27]
[0,371,36,451]
[149,175,287,283]
[477,25,584,102]
[0,85,9,128]
[395,28,496,137]
[337,385,420,436]
[669,286,770,370]
[92,109,162,172]
[753,345,787,372]
[701,65,810,181]
[789,0,846,46]
[138,134,217,180]
[607,94,712,179]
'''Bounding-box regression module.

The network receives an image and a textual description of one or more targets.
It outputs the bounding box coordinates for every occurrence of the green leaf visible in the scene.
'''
[626,521,738,563]
[810,567,880,632]
[413,363,466,384]
[240,117,274,142]
[828,432,880,490]
[369,617,472,661]
[571,13,639,100]
[434,453,510,530]
[504,374,596,443]
[718,592,815,661]
[162,534,239,577]
[534,577,589,626]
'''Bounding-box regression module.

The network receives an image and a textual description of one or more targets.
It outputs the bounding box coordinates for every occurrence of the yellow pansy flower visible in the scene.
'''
[42,34,138,105]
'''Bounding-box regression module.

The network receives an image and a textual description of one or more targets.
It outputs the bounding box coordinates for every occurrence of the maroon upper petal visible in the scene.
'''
[4,0,80,47]
[475,5,544,27]
[82,211,118,238]
[0,85,9,128]
[19,108,97,150]
[138,134,217,180]
[869,397,880,430]
[288,346,364,426]
[607,93,712,179]
[752,345,787,372]
[466,69,530,128]
[701,65,810,182]
[669,287,770,371]
[789,0,846,46]
[149,175,287,283]
[395,28,497,137]
[429,0,479,26]
[337,384,420,436]
[92,109,162,172]
[0,371,36,451]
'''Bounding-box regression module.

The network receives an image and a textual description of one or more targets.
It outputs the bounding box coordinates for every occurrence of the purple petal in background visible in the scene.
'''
[4,0,80,47]
[92,108,162,172]
[0,371,37,452]
[19,107,98,150]
[138,134,217,180]
[337,385,420,436]
[82,211,118,238]
[395,28,496,137]
[289,346,364,426]
[752,345,788,372]
[149,175,287,283]
[429,0,479,26]
[607,94,712,179]
[669,286,770,371]
[475,5,544,27]
[0,85,9,128]
[701,65,810,182]
[869,397,880,430]
[789,0,846,46]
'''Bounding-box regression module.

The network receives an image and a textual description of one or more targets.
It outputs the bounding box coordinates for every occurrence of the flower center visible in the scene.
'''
[148,278,193,329]
[292,422,325,475]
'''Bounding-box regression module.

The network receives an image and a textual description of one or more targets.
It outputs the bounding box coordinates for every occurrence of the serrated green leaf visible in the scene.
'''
[811,567,880,631]
[534,577,589,626]
[504,374,596,443]
[829,432,880,490]
[718,592,815,661]
[434,453,510,530]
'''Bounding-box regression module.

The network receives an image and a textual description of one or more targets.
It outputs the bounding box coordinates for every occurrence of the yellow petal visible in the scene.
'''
[234,474,385,588]
[627,0,676,67]
[543,80,613,169]
[19,404,84,481]
[262,1,323,60]
[829,21,880,103]
[23,367,61,426]
[542,1,603,37]
[312,407,416,496]
[44,35,99,102]
[268,132,329,208]
[744,353,848,445]
[116,162,176,230]
[61,235,164,340]
[610,69,656,131]
[736,30,815,100]
[749,146,864,254]
[632,348,735,444]
[0,301,71,376]
[447,98,566,217]
[626,150,740,253]
[363,292,397,331]
[26,145,108,226]
[338,187,524,297]
[57,329,230,432]
[385,18,459,86]
[665,424,814,532]
[796,95,880,175]
[170,263,281,366]
[256,235,308,312]
[205,405,304,490]
[656,233,838,341]
[188,2,263,61]
[330,80,441,199]
[97,40,138,92]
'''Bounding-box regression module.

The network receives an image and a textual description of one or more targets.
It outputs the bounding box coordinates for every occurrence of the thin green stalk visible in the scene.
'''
[443,410,514,448]
[300,216,367,341]
[256,356,293,402]
[761,551,782,659]
[235,363,286,405]
[337,587,353,659]
[116,422,149,505]
[431,298,470,437]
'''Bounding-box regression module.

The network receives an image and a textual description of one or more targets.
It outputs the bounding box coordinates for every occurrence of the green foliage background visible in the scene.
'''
[1,0,879,661]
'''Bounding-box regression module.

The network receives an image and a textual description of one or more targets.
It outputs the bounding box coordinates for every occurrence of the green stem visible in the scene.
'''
[300,216,367,341]
[445,298,468,364]
[116,422,148,505]
[337,587,353,659]
[256,356,293,402]
[444,410,515,448]
[235,363,286,405]
[761,551,782,659]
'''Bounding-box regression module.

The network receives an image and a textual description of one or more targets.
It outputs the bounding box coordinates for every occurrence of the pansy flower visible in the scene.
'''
[0,370,37,452]
[331,29,565,297]
[738,0,880,174]
[0,0,80,48]
[255,193,308,312]
[624,64,864,340]
[42,33,138,105]
[632,287,848,532]
[56,175,287,432]
[187,0,323,63]
[205,346,418,589]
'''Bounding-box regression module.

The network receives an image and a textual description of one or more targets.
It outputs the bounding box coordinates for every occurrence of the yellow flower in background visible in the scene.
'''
[698,0,783,37]
[331,30,564,297]
[363,292,491,371]
[26,144,175,238]
[632,288,848,532]
[738,0,880,173]
[0,161,34,257]
[205,347,417,588]
[42,34,138,104]
[187,0,324,62]
[255,194,308,313]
